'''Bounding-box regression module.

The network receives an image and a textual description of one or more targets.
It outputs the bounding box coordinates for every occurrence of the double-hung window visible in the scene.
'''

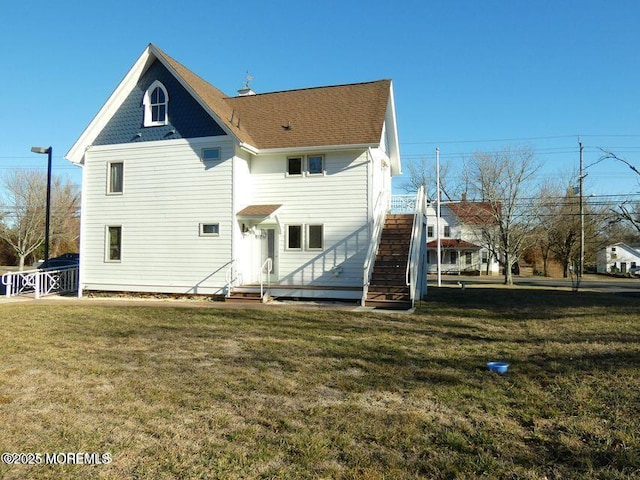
[307,225,324,250]
[106,226,122,262]
[108,162,124,194]
[287,225,302,250]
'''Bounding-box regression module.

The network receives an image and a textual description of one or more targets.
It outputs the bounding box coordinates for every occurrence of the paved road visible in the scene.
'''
[433,274,640,293]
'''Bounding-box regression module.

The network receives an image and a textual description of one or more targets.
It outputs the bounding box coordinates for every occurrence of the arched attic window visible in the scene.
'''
[143,80,169,127]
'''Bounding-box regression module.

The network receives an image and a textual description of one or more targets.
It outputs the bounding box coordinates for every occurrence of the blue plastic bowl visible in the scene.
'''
[487,361,509,374]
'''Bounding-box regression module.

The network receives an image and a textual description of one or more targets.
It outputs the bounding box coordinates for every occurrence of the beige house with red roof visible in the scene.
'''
[425,200,501,275]
[65,44,422,304]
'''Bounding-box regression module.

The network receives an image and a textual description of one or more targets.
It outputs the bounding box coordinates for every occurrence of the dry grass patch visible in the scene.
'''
[0,288,639,479]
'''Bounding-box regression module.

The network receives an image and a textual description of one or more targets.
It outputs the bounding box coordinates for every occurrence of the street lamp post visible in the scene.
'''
[31,146,52,262]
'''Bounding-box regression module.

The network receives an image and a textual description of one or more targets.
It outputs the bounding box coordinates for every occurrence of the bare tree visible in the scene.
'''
[532,181,564,277]
[596,150,640,235]
[464,146,540,285]
[0,170,79,270]
[401,156,460,200]
[615,202,640,236]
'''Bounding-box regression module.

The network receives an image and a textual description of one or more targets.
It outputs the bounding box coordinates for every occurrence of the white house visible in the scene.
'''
[596,243,640,274]
[424,200,501,275]
[65,44,425,306]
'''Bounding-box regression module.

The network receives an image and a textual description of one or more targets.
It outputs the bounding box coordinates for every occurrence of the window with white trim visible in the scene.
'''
[199,223,220,236]
[307,155,324,175]
[143,80,169,127]
[201,148,221,162]
[286,155,325,176]
[106,226,122,262]
[287,225,302,250]
[443,225,451,237]
[287,157,303,176]
[107,161,124,194]
[307,224,324,250]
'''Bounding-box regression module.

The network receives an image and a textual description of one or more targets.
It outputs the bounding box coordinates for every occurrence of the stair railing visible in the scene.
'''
[362,190,389,305]
[260,257,273,301]
[224,259,239,297]
[406,186,427,304]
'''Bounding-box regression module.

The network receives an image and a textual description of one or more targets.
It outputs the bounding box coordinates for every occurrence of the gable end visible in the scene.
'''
[94,59,226,146]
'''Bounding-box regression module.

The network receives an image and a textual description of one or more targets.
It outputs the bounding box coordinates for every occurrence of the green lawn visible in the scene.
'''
[1,288,639,479]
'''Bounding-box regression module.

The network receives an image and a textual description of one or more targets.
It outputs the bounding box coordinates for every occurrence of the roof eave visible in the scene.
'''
[239,142,379,156]
[65,44,156,164]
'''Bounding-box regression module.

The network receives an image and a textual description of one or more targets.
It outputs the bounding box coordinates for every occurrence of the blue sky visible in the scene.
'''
[1,0,639,201]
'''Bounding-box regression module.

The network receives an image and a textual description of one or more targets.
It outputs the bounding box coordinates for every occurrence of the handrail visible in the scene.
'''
[406,186,427,303]
[362,190,389,304]
[406,186,423,285]
[224,259,239,297]
[260,257,273,301]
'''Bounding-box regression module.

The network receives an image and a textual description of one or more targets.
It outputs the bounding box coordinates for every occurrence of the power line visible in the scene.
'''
[401,134,640,146]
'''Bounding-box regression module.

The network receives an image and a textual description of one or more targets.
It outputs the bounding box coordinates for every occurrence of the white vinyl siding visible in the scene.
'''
[81,137,234,294]
[250,150,369,286]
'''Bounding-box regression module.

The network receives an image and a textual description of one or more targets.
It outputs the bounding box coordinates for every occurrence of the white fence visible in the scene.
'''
[390,194,416,213]
[2,266,79,299]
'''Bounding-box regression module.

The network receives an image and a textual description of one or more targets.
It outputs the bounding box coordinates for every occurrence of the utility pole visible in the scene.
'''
[436,147,442,287]
[579,139,584,278]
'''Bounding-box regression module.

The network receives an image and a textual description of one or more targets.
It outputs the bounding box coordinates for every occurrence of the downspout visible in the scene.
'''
[77,155,88,298]
[230,146,237,292]
[363,148,373,305]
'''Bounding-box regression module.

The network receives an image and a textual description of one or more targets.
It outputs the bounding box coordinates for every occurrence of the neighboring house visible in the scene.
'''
[425,200,501,275]
[65,44,418,304]
[596,243,640,274]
